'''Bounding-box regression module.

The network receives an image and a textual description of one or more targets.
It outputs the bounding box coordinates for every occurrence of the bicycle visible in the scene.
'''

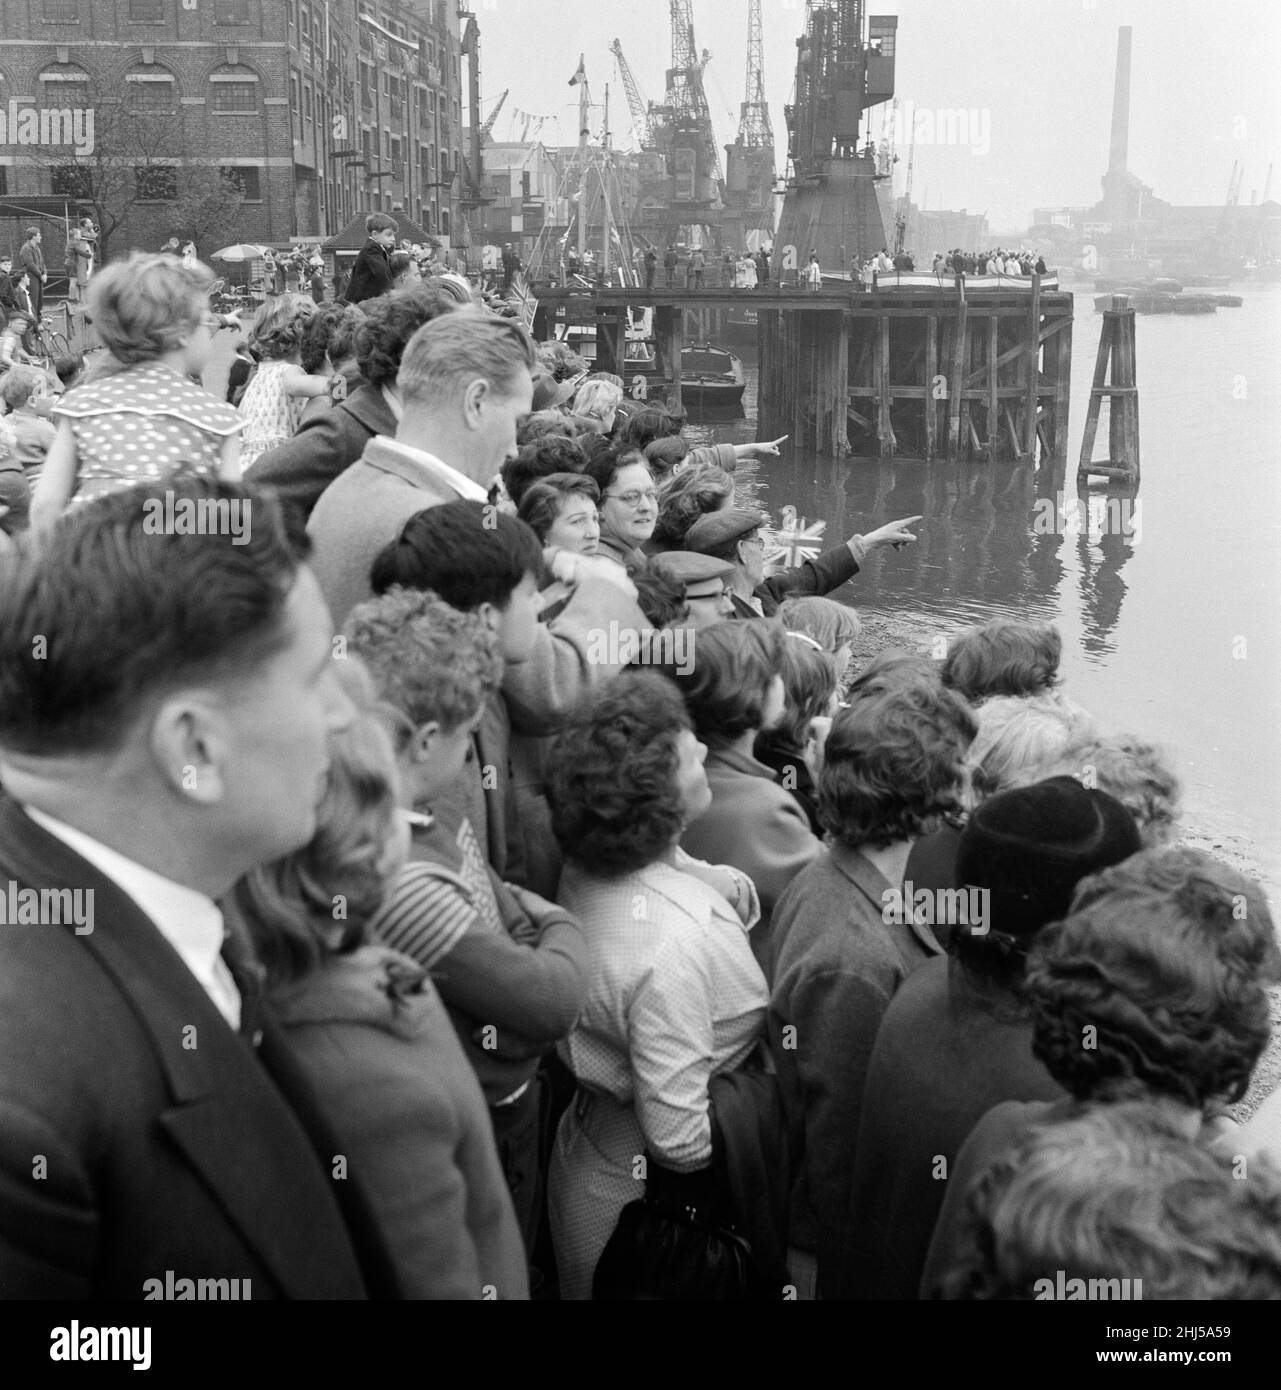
[29,313,70,368]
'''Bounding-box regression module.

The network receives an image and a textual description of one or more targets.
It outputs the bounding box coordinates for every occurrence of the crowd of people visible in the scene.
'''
[1,216,1279,1304]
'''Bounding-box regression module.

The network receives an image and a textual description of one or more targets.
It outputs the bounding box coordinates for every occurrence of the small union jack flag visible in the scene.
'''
[766,518,827,568]
[509,272,538,332]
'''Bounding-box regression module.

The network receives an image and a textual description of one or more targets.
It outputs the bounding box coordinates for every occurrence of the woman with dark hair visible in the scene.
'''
[582,447,658,567]
[649,460,734,553]
[942,618,1079,710]
[642,434,690,485]
[298,302,366,425]
[921,844,1281,1293]
[517,472,600,555]
[545,672,767,1299]
[231,657,529,1299]
[674,620,822,964]
[768,673,977,1297]
[833,776,1141,1301]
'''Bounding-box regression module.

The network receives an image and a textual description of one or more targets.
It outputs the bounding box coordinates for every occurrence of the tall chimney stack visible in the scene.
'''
[1108,26,1132,175]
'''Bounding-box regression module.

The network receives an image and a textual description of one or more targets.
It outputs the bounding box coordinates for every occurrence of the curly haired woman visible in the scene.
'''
[921,844,1281,1294]
[544,671,768,1299]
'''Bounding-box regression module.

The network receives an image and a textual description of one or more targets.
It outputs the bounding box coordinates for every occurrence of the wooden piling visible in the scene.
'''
[1024,271,1042,455]
[924,314,938,459]
[1078,294,1140,484]
[947,279,968,456]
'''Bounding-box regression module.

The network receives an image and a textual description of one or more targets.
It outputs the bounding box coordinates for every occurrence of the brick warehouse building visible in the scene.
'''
[0,0,464,273]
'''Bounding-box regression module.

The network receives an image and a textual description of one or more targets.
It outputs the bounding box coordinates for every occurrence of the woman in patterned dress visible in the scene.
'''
[29,253,242,531]
[544,672,769,1299]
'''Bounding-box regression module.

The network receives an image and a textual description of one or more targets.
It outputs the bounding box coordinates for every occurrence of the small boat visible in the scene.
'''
[679,344,745,410]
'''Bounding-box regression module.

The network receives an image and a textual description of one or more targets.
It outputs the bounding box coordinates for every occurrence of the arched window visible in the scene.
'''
[209,64,259,115]
[125,65,178,113]
[38,62,90,108]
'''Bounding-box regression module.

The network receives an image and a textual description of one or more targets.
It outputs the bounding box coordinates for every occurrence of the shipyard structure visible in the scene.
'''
[1031,26,1280,279]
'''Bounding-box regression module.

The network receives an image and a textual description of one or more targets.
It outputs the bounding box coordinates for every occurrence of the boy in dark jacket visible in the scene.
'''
[344,212,399,304]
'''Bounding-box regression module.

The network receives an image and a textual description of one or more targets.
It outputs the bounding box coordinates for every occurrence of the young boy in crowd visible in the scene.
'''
[0,367,57,487]
[343,583,587,1278]
[369,498,556,893]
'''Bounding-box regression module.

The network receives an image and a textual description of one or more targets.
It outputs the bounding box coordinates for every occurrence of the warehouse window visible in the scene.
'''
[213,0,252,24]
[210,67,259,114]
[43,0,80,21]
[221,166,262,202]
[128,0,166,20]
[125,71,178,111]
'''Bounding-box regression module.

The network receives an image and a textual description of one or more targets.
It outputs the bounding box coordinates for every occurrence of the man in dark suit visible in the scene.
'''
[18,227,46,320]
[344,212,398,305]
[683,506,924,618]
[0,476,392,1298]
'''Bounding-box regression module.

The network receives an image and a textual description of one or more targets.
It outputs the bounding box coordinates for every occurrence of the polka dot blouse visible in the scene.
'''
[53,361,244,503]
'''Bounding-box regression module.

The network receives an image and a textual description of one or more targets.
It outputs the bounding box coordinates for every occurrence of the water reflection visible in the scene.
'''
[687,364,1143,658]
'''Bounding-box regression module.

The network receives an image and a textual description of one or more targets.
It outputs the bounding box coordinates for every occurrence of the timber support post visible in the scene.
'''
[1078,294,1140,484]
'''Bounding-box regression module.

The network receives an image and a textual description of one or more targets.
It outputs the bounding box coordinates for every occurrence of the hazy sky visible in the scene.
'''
[481,0,1281,230]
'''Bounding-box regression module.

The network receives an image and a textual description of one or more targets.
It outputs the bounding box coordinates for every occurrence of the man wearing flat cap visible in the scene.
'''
[684,507,923,618]
[649,550,735,630]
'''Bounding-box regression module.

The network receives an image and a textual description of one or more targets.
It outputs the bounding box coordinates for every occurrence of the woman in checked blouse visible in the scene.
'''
[544,672,769,1299]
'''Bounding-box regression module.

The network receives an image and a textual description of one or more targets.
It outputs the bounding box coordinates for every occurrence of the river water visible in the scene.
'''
[685,288,1281,902]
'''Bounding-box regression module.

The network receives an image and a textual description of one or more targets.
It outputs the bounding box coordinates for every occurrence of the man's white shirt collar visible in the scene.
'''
[374,424,489,503]
[23,806,241,1031]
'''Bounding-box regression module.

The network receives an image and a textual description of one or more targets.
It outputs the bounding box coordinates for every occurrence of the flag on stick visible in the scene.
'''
[568,55,586,86]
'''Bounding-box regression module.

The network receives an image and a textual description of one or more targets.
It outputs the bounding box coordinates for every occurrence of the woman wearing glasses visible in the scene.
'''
[583,448,659,568]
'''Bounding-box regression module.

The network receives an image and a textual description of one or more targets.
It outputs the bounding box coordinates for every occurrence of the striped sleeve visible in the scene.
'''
[368,862,478,970]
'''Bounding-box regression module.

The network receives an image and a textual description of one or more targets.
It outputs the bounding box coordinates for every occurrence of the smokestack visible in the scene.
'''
[1108,26,1131,175]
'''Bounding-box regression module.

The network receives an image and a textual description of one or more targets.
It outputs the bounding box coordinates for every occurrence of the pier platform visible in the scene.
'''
[532,280,1075,463]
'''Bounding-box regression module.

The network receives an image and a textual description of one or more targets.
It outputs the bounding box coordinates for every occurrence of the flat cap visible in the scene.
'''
[684,507,768,555]
[650,550,735,594]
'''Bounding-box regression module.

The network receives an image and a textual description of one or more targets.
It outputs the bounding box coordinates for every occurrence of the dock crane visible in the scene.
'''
[458,7,489,212]
[479,89,509,145]
[665,0,724,192]
[610,40,652,149]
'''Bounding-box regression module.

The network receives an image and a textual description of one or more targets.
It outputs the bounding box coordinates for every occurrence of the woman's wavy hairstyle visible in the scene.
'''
[87,252,213,364]
[1046,734,1182,848]
[942,619,1063,704]
[936,1101,1281,1301]
[651,462,734,550]
[818,678,977,849]
[1025,846,1281,1108]
[231,657,405,988]
[301,302,364,374]
[671,619,785,745]
[547,671,692,877]
[517,472,599,544]
[967,694,1092,802]
[621,406,684,451]
[249,293,318,362]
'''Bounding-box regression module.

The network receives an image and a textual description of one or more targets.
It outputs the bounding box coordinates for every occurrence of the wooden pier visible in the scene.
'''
[532,280,1074,463]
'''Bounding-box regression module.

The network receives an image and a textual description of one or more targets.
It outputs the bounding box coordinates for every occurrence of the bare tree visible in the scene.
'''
[32,95,187,262]
[166,166,246,259]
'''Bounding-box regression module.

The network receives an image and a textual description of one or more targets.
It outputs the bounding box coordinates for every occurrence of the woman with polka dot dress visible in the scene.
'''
[29,253,242,532]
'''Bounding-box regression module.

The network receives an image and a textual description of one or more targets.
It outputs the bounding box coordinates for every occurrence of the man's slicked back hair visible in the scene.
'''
[396,312,536,409]
[0,478,304,757]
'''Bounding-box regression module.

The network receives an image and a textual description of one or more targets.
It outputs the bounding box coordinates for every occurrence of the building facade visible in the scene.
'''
[0,0,462,262]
